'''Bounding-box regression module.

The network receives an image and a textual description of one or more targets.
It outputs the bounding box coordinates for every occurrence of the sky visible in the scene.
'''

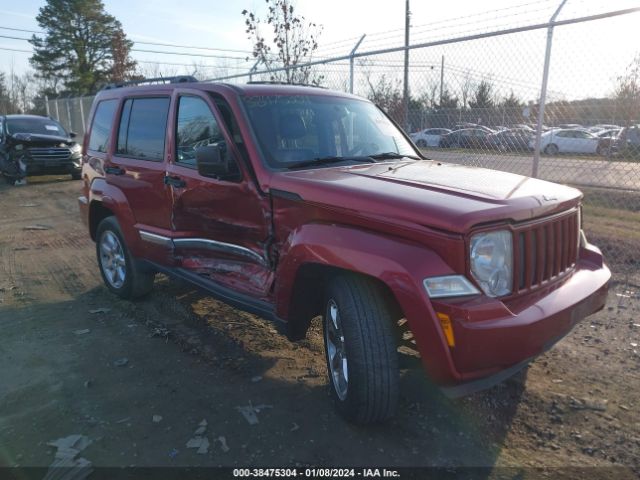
[0,0,638,101]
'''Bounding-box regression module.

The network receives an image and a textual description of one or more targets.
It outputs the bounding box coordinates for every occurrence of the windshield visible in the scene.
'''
[6,117,68,137]
[242,94,418,169]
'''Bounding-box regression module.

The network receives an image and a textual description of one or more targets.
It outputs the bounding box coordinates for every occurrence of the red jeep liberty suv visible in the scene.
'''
[78,78,610,424]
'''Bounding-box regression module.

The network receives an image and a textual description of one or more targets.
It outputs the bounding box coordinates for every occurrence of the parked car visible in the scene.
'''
[512,124,535,132]
[439,128,492,148]
[409,128,451,147]
[454,123,495,134]
[558,123,583,129]
[0,114,82,184]
[532,128,599,155]
[595,129,622,156]
[79,78,609,424]
[591,124,620,132]
[611,124,640,157]
[487,128,533,152]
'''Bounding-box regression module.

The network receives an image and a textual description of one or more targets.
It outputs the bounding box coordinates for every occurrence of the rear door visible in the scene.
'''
[165,91,273,299]
[106,94,174,263]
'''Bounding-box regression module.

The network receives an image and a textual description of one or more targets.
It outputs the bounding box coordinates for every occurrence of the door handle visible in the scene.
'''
[105,166,125,175]
[164,175,186,188]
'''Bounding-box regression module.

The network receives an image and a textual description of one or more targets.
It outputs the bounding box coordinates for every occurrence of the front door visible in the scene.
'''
[165,92,273,300]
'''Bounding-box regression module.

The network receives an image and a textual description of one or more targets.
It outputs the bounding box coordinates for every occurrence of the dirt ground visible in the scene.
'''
[1,176,639,478]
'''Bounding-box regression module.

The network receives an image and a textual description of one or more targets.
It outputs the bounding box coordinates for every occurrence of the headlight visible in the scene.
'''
[470,230,513,297]
[70,143,82,155]
[423,275,480,298]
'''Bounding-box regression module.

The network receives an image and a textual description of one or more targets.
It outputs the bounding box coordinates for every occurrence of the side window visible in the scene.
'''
[88,99,118,153]
[175,96,240,180]
[117,97,170,161]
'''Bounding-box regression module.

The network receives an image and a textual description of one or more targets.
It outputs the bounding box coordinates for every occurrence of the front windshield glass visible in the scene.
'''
[6,117,68,136]
[243,94,417,168]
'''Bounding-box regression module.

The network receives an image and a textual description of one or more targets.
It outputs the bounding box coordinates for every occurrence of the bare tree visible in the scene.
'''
[615,53,640,126]
[460,70,473,110]
[242,0,322,84]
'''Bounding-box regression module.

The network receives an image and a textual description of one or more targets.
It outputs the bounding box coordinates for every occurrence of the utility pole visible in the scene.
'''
[439,55,444,106]
[403,0,410,131]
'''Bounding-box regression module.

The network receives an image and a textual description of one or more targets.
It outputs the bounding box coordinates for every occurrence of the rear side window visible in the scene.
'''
[117,97,170,161]
[88,99,117,152]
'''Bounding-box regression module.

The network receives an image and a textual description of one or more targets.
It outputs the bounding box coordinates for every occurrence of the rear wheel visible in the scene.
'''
[322,274,399,424]
[96,217,155,299]
[544,143,559,155]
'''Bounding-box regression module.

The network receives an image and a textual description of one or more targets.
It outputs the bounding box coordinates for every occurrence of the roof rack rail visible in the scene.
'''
[246,80,326,89]
[102,76,198,90]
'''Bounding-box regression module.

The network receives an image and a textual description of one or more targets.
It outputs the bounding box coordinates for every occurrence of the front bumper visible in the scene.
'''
[412,244,610,388]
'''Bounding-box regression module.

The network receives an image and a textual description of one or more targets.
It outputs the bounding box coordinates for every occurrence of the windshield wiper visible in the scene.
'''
[368,152,421,161]
[285,156,375,170]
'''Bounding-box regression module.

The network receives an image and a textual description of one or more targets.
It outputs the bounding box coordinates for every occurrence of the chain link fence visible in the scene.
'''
[47,5,640,280]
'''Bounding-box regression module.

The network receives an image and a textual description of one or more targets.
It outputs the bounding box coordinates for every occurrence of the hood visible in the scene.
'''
[9,132,75,146]
[270,160,582,233]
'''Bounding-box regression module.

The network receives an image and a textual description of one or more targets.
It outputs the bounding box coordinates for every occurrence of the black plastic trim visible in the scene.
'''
[270,189,303,201]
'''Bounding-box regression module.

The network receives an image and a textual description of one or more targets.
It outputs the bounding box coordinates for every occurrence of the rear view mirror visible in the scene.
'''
[196,145,228,178]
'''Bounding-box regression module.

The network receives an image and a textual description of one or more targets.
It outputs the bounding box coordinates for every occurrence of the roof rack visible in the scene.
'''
[246,80,326,89]
[102,76,198,90]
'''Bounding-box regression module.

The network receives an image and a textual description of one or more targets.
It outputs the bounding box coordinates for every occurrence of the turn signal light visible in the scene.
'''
[437,312,455,347]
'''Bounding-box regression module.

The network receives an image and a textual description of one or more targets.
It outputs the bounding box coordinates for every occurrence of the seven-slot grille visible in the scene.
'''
[512,210,580,294]
[28,147,71,163]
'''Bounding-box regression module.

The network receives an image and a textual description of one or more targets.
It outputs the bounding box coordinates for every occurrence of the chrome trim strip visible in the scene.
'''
[173,238,267,267]
[139,231,173,247]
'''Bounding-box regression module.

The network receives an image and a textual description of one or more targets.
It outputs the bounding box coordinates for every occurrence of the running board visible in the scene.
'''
[144,261,286,331]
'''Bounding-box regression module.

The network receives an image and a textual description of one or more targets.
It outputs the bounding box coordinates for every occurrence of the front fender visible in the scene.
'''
[275,223,462,383]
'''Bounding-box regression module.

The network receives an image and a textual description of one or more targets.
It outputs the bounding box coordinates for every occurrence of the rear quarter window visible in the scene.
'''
[88,99,118,153]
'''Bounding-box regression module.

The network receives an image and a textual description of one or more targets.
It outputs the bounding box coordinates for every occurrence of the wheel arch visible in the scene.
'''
[284,262,403,341]
[87,178,139,251]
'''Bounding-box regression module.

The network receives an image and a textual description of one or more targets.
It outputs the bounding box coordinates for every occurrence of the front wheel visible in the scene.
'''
[323,274,399,424]
[96,217,155,299]
[416,139,427,148]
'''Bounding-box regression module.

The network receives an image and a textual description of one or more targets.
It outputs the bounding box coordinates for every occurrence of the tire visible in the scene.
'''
[416,139,427,148]
[71,171,82,180]
[96,216,155,299]
[544,143,559,155]
[322,274,399,424]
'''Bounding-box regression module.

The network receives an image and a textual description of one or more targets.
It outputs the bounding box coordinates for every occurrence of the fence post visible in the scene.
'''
[45,95,50,116]
[349,35,366,94]
[79,95,86,135]
[54,97,60,121]
[65,95,73,133]
[532,0,568,178]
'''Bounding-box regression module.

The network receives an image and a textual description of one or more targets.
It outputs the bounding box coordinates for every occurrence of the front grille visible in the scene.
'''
[28,147,71,162]
[513,210,579,293]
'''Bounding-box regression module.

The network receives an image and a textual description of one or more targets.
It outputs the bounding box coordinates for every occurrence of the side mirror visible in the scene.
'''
[196,145,228,178]
[69,132,77,138]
